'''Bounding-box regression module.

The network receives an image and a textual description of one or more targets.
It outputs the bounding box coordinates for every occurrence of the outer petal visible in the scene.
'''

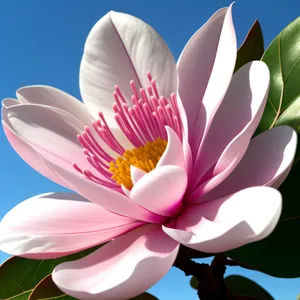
[157,127,185,171]
[2,103,124,177]
[0,192,143,259]
[199,126,297,202]
[2,104,87,168]
[130,166,187,217]
[52,224,179,300]
[191,61,270,198]
[43,157,166,224]
[177,5,237,155]
[2,98,19,108]
[16,86,92,125]
[80,11,177,124]
[163,187,282,253]
[2,122,69,188]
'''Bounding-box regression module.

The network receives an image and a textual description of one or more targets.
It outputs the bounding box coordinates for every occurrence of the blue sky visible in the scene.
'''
[0,0,299,299]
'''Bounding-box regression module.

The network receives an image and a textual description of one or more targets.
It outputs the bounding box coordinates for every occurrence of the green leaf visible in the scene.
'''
[274,94,300,163]
[225,275,274,300]
[227,162,300,277]
[7,291,32,300]
[275,94,300,132]
[0,245,101,299]
[189,276,198,290]
[259,16,300,130]
[28,274,75,300]
[234,20,264,72]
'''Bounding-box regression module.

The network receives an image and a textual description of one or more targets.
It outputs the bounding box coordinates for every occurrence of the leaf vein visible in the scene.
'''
[283,53,300,83]
[270,32,285,128]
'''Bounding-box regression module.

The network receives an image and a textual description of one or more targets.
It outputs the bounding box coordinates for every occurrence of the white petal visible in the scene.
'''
[16,85,92,124]
[80,11,177,124]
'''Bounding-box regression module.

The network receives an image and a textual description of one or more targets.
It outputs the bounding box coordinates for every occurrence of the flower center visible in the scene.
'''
[73,73,183,193]
[109,137,167,190]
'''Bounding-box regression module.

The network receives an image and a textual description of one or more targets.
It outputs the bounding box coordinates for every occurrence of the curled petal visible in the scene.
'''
[16,86,92,124]
[200,126,297,202]
[130,166,187,217]
[43,157,166,224]
[2,98,19,108]
[163,187,282,253]
[157,126,185,171]
[131,165,147,185]
[52,224,179,300]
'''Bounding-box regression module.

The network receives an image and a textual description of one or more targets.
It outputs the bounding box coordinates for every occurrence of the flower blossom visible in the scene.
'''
[0,4,297,300]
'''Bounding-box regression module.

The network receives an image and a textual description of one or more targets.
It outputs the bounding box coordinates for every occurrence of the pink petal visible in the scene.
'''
[182,131,193,182]
[2,104,130,189]
[2,103,118,177]
[163,187,282,253]
[2,104,87,168]
[191,61,270,199]
[130,166,147,185]
[121,185,131,197]
[0,192,143,259]
[52,224,179,300]
[16,86,92,125]
[80,11,177,125]
[157,127,185,171]
[174,94,191,177]
[177,5,236,156]
[130,166,187,217]
[199,126,297,202]
[43,157,166,224]
[2,98,19,108]
[2,122,69,188]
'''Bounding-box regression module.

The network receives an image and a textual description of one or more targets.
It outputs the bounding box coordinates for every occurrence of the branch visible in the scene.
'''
[173,247,263,300]
[224,258,259,272]
[173,247,227,300]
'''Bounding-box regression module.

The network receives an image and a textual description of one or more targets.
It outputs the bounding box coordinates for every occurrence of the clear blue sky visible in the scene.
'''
[0,0,299,299]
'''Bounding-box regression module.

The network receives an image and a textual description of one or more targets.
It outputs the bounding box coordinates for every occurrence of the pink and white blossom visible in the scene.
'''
[0,5,297,300]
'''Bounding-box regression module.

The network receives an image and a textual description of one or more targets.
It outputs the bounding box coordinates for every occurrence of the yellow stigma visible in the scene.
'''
[109,137,167,190]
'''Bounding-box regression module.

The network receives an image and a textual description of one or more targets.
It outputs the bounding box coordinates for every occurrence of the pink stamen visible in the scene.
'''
[115,85,126,103]
[138,99,155,141]
[147,72,152,82]
[72,162,120,190]
[150,79,160,99]
[130,80,140,100]
[122,103,146,146]
[147,85,153,97]
[153,111,167,140]
[73,72,183,193]
[96,113,125,155]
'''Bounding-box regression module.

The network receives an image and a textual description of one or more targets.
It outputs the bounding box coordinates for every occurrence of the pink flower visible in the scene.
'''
[0,5,297,300]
